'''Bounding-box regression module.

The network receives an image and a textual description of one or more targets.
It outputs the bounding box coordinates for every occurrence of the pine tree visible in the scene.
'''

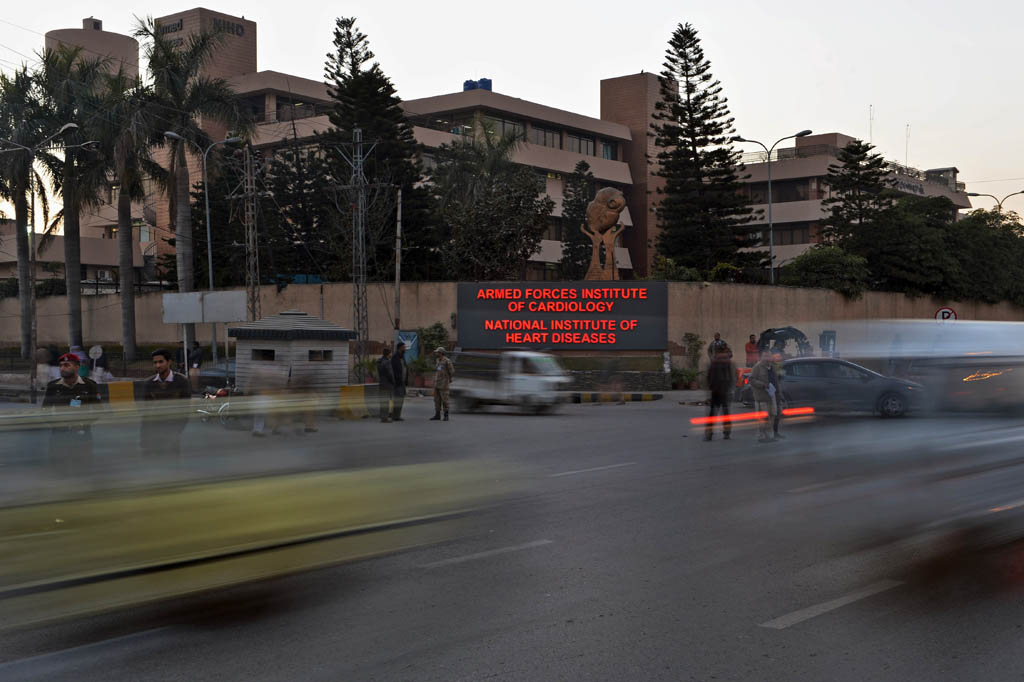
[651,22,755,275]
[560,160,596,280]
[820,139,894,245]
[320,17,439,282]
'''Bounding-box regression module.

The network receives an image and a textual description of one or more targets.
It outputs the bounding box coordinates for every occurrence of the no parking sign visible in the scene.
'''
[935,306,957,321]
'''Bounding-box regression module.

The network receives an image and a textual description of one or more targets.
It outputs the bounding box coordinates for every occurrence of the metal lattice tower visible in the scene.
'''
[350,128,369,380]
[244,144,262,321]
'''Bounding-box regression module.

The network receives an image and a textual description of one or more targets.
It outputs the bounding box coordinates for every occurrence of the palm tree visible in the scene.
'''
[135,18,248,314]
[0,66,46,358]
[99,69,166,361]
[35,45,108,348]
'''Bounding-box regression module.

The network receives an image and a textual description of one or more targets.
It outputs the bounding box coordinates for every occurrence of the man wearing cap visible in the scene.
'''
[43,353,102,470]
[391,342,409,421]
[140,348,192,458]
[431,347,455,421]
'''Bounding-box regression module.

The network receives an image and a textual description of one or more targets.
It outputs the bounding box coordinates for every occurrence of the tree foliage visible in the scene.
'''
[430,123,553,280]
[779,246,870,299]
[651,22,755,275]
[820,139,894,245]
[320,17,439,282]
[560,160,596,280]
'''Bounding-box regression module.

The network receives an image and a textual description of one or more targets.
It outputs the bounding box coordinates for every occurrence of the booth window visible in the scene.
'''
[309,350,334,361]
[252,349,275,361]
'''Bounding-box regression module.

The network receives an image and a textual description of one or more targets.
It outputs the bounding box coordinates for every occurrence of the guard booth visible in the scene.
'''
[227,310,355,394]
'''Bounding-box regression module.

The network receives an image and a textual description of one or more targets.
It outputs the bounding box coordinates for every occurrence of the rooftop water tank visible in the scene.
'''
[463,80,478,91]
[477,78,492,91]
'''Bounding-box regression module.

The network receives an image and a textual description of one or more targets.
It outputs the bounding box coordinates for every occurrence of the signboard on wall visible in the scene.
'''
[457,282,668,350]
[162,291,247,324]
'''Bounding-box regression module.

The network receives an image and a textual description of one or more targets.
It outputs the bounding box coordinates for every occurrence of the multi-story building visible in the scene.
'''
[738,132,973,268]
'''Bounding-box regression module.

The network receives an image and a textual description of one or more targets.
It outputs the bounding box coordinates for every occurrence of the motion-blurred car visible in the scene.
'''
[740,357,924,417]
[450,351,571,414]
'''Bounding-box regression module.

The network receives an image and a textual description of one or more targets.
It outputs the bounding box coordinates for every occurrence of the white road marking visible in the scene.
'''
[419,540,553,569]
[0,626,173,678]
[758,579,904,630]
[786,475,863,493]
[548,462,636,478]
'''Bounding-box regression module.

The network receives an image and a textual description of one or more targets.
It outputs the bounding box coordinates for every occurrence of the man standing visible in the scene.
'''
[431,347,455,422]
[189,340,203,392]
[704,348,734,441]
[708,332,728,358]
[744,334,760,368]
[377,348,395,423]
[140,348,192,459]
[43,353,102,472]
[749,350,781,443]
[391,342,409,422]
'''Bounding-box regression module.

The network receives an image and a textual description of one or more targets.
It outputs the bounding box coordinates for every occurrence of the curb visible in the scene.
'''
[571,392,664,404]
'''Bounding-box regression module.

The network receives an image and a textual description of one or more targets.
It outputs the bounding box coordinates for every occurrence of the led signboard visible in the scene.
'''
[457,282,668,350]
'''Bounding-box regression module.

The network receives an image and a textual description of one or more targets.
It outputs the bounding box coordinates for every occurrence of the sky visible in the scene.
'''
[1,0,1023,211]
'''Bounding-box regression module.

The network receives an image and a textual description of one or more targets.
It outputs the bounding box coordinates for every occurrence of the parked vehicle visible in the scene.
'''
[739,357,924,417]
[450,351,572,414]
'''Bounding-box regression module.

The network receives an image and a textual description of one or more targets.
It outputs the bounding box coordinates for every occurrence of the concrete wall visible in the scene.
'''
[5,282,1023,363]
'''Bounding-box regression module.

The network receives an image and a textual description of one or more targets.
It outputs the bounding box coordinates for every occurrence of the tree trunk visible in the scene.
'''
[117,185,137,361]
[14,179,30,358]
[63,157,84,349]
[174,145,196,341]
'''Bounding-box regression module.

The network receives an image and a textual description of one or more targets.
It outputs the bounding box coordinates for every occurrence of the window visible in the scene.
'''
[567,134,595,156]
[787,362,822,378]
[772,223,812,246]
[530,126,561,148]
[252,349,275,361]
[823,362,866,380]
[545,219,563,241]
[483,116,524,140]
[102,226,118,239]
[600,141,617,160]
[308,350,334,361]
[139,226,153,243]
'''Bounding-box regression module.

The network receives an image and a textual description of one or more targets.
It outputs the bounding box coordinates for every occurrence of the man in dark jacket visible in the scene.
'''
[704,347,735,441]
[140,348,192,459]
[377,348,395,423]
[43,353,102,471]
[391,343,409,422]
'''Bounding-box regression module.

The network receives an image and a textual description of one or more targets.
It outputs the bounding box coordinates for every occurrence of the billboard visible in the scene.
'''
[457,282,667,350]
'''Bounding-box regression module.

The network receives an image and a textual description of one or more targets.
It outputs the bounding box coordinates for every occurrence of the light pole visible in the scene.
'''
[163,132,242,366]
[733,129,813,284]
[0,123,82,403]
[967,190,1024,212]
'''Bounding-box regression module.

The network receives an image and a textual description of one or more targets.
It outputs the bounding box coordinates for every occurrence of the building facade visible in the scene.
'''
[738,132,973,268]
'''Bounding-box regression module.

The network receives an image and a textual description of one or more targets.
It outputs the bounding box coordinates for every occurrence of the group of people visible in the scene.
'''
[703,332,785,444]
[377,344,455,423]
[42,348,194,470]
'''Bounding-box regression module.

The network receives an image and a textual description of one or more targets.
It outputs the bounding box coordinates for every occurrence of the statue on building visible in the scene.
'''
[582,187,628,280]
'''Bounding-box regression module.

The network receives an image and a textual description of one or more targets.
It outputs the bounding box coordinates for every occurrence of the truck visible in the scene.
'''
[449,351,572,414]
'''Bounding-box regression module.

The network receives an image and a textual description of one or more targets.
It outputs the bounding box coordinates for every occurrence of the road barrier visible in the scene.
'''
[338,384,374,420]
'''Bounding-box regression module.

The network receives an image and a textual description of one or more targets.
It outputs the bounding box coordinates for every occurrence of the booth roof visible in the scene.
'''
[227,310,356,341]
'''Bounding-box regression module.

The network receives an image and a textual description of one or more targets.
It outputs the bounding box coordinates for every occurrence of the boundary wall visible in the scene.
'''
[3,282,1022,363]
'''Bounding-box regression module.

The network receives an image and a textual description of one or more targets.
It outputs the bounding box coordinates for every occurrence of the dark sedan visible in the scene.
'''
[741,357,925,417]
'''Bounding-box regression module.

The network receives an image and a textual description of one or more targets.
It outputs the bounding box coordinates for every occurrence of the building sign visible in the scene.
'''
[157,19,183,35]
[212,18,246,36]
[894,178,925,195]
[935,306,957,321]
[457,282,667,350]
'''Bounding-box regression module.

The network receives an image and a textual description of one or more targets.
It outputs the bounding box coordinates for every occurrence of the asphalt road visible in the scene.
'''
[4,395,1024,681]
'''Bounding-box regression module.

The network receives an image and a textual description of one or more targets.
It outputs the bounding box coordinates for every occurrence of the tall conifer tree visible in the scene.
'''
[820,139,894,245]
[652,22,754,275]
[560,160,596,280]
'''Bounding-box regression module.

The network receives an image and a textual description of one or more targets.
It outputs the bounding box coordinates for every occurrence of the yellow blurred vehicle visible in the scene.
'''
[0,406,505,631]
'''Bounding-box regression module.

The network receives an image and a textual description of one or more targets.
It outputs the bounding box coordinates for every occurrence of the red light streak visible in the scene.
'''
[689,406,815,425]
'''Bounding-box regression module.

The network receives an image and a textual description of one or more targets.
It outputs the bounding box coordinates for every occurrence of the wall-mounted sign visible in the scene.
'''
[935,306,957,321]
[157,18,183,35]
[457,282,667,350]
[212,18,245,36]
[894,178,925,195]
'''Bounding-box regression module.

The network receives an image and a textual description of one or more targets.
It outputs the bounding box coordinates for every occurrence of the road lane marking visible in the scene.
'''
[419,540,553,569]
[548,462,636,478]
[758,579,904,630]
[786,475,864,493]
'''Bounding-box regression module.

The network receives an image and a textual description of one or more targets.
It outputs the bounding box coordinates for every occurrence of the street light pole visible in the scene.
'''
[163,132,241,367]
[967,190,1024,212]
[733,130,813,284]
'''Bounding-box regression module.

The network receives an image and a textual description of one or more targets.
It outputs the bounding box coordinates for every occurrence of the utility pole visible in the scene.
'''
[243,144,261,321]
[351,129,369,380]
[394,187,402,349]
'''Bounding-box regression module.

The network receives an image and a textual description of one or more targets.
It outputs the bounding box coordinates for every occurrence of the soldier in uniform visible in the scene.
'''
[377,347,395,423]
[430,347,455,422]
[42,353,102,472]
[391,343,409,422]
